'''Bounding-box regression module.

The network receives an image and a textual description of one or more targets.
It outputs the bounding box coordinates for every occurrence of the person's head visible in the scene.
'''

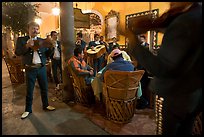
[50,31,58,40]
[112,37,117,43]
[100,36,104,41]
[94,34,100,41]
[111,48,123,60]
[28,21,40,38]
[139,35,146,43]
[74,47,84,59]
[76,32,83,40]
[112,44,120,50]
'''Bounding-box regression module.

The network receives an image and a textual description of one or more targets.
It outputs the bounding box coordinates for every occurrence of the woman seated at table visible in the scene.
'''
[68,46,94,85]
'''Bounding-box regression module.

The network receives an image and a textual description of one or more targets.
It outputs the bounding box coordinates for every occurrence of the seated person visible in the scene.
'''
[68,47,94,85]
[100,48,134,81]
[107,45,131,64]
[92,49,143,101]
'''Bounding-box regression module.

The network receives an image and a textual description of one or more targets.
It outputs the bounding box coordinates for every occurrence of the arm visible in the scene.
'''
[71,60,91,76]
[129,13,199,78]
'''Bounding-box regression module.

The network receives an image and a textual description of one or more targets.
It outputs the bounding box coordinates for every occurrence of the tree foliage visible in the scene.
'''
[2,2,40,35]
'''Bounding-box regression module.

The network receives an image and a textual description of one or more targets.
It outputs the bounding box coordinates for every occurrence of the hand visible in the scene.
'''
[26,39,39,51]
[89,70,94,76]
[26,39,34,48]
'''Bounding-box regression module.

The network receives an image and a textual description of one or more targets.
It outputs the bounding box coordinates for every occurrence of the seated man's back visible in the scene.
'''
[100,49,134,81]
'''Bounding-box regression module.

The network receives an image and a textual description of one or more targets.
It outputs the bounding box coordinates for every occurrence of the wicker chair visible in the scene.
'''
[103,70,145,123]
[192,111,202,135]
[3,57,25,85]
[67,64,95,106]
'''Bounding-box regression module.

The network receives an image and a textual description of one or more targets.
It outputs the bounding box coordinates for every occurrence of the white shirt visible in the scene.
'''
[53,42,60,59]
[95,41,100,45]
[31,37,42,64]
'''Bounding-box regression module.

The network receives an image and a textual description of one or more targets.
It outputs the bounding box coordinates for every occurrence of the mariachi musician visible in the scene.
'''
[125,2,202,135]
[87,33,106,76]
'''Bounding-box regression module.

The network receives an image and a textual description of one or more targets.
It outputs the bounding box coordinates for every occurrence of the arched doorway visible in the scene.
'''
[75,10,103,44]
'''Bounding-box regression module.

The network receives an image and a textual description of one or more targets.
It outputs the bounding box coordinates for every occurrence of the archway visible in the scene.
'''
[75,10,103,43]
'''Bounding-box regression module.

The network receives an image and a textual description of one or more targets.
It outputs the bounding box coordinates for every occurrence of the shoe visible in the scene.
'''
[55,84,60,90]
[44,106,55,111]
[21,112,30,119]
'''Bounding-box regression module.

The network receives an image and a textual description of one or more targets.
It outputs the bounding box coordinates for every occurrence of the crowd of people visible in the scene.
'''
[14,21,149,119]
[13,2,201,135]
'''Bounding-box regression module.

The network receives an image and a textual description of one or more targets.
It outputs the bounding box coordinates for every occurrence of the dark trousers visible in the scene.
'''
[25,66,49,113]
[161,88,202,135]
[51,59,62,86]
[93,55,105,76]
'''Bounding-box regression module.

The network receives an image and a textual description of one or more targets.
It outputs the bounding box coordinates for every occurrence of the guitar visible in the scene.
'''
[86,45,106,59]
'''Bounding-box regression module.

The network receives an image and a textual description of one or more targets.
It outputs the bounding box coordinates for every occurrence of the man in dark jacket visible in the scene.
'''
[75,32,87,53]
[50,31,62,90]
[88,34,105,76]
[127,2,202,135]
[15,22,56,119]
[108,37,120,54]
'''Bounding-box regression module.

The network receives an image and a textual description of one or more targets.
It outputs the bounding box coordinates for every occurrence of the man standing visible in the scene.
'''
[139,35,149,49]
[88,34,105,76]
[75,32,87,53]
[108,37,120,54]
[50,31,62,90]
[127,2,202,135]
[15,22,55,119]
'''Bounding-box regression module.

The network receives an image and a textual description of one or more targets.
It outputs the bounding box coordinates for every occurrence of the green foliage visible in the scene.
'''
[2,2,40,35]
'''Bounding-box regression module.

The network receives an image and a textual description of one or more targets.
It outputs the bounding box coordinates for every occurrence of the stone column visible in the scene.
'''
[59,2,75,102]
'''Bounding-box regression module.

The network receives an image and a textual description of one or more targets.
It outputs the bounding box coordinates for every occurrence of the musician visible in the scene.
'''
[99,35,109,64]
[15,22,56,119]
[99,35,109,52]
[139,35,149,49]
[50,31,62,90]
[108,37,119,54]
[88,34,105,76]
[126,2,202,135]
[75,32,87,53]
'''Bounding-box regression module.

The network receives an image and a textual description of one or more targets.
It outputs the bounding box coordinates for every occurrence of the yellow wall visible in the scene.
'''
[91,2,170,45]
[38,2,170,43]
[93,2,169,45]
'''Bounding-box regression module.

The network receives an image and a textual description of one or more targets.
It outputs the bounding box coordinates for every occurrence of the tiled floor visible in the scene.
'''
[2,59,156,135]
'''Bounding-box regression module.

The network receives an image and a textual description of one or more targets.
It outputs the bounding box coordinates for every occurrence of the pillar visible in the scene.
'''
[59,2,75,102]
